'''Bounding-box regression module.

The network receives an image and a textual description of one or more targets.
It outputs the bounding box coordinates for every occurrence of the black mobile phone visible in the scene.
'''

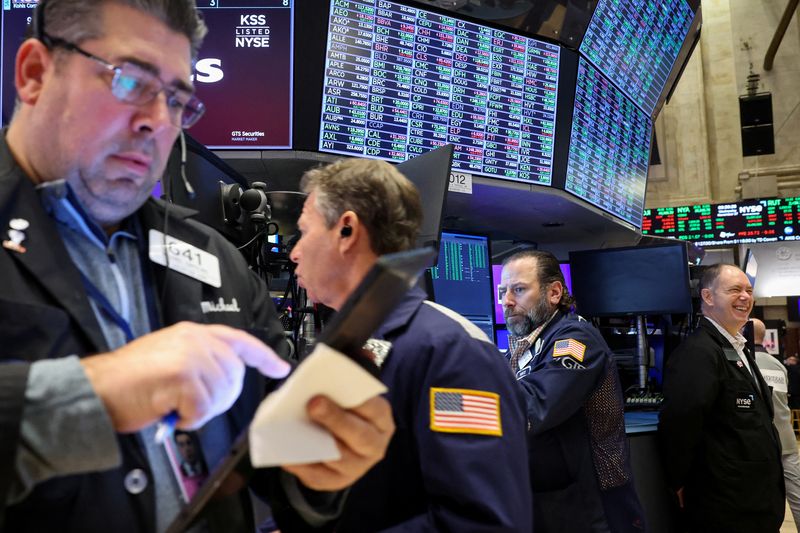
[165,247,436,533]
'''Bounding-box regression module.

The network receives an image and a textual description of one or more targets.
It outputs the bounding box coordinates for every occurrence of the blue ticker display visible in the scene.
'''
[580,0,694,116]
[319,0,560,185]
[565,59,651,228]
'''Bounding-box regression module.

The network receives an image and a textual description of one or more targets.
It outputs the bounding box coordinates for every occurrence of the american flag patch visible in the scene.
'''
[430,388,502,436]
[552,339,586,362]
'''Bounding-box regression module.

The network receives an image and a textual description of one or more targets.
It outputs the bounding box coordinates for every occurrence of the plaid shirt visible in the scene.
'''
[508,310,559,372]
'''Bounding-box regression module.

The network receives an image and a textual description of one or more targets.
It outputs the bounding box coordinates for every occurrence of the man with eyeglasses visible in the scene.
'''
[0,1,394,532]
[659,264,784,532]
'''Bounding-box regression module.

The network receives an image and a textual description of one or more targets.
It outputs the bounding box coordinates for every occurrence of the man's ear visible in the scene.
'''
[337,210,360,253]
[547,281,563,306]
[15,38,52,105]
[700,287,714,307]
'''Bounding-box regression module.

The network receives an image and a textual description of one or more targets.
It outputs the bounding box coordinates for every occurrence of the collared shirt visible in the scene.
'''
[704,315,753,375]
[507,310,559,372]
[37,181,201,532]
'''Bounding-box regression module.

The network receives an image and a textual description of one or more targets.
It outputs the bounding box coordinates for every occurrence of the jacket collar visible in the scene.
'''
[375,286,427,339]
[0,131,108,352]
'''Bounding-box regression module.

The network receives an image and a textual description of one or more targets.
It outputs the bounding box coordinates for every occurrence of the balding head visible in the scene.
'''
[751,318,766,345]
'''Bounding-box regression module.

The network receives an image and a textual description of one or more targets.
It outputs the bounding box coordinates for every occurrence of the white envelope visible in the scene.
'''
[249,343,388,467]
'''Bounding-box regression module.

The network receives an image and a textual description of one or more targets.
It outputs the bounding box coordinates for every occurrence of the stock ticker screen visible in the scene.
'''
[430,232,494,339]
[319,0,561,185]
[565,59,651,228]
[642,197,800,247]
[1,1,294,148]
[580,0,694,116]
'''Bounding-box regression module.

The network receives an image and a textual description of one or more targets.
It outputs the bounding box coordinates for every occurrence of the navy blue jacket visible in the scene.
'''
[330,288,532,531]
[513,311,645,533]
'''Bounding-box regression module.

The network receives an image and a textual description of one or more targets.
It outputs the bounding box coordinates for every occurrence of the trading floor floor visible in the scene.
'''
[783,500,798,532]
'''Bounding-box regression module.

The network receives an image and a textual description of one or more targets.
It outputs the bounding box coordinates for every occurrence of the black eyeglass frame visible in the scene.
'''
[41,33,206,129]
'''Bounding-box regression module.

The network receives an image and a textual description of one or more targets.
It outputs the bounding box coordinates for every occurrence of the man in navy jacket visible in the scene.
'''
[287,157,532,531]
[500,249,645,533]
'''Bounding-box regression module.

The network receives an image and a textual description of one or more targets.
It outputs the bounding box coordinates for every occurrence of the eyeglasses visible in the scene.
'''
[43,34,205,129]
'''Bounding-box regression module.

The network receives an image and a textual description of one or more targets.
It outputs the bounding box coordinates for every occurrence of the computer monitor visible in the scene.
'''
[429,231,494,340]
[564,59,652,228]
[1,1,295,148]
[1,2,34,126]
[395,144,453,251]
[569,243,692,317]
[179,2,294,149]
[315,0,562,185]
[579,0,696,117]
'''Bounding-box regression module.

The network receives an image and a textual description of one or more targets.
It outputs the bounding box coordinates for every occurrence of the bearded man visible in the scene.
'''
[499,249,645,533]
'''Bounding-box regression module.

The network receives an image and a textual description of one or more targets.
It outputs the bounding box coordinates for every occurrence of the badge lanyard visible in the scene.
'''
[78,271,135,344]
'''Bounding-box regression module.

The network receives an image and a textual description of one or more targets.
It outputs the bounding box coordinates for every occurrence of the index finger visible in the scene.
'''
[205,324,292,379]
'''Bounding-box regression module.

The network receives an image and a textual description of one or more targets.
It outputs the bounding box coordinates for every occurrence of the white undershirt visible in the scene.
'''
[705,315,753,375]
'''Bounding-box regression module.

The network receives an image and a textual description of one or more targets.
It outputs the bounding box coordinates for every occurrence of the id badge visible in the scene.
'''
[149,229,221,288]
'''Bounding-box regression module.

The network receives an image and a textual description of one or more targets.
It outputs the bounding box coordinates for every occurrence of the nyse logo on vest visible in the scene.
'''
[735,393,755,410]
[201,298,242,314]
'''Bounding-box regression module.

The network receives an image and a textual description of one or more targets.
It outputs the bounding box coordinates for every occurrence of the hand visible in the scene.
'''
[281,395,395,491]
[81,322,291,432]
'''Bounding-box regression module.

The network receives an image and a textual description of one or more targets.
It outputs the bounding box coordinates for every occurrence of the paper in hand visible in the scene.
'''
[249,343,387,467]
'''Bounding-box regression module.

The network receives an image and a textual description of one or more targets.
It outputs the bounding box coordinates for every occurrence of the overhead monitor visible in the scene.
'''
[564,59,652,228]
[395,143,453,251]
[1,1,34,127]
[184,1,294,149]
[430,231,494,340]
[318,0,561,185]
[579,0,695,116]
[1,1,294,148]
[569,243,692,317]
[642,196,800,247]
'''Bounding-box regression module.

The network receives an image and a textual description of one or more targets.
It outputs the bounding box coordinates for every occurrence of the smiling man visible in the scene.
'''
[659,263,784,532]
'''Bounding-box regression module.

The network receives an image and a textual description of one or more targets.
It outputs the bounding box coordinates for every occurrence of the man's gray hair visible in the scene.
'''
[300,158,422,255]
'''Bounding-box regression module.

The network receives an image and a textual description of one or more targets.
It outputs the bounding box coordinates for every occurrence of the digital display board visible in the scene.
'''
[580,0,694,116]
[430,231,494,339]
[1,1,293,149]
[190,1,293,149]
[565,59,651,228]
[319,0,560,185]
[642,196,800,247]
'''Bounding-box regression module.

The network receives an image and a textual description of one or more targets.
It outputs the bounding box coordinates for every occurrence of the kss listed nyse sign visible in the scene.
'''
[189,4,293,149]
[236,14,271,48]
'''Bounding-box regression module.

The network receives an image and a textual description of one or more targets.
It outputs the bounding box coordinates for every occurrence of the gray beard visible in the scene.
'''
[506,293,553,337]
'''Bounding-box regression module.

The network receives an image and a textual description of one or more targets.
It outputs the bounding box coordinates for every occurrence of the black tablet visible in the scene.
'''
[166,247,436,533]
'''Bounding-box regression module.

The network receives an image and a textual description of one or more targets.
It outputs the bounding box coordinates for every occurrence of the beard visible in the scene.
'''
[505,290,554,337]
